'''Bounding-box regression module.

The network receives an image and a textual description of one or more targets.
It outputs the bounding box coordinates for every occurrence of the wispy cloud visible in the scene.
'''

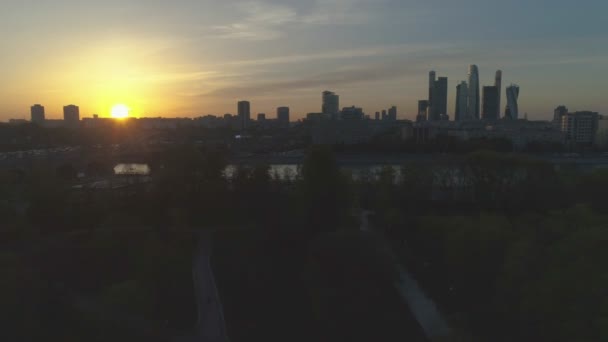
[210,0,370,40]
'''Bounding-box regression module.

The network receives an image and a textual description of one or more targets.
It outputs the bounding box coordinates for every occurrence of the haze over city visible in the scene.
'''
[1,0,607,121]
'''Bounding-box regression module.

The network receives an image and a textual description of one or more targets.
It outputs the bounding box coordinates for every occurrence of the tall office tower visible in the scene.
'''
[388,106,397,121]
[382,110,387,121]
[322,91,340,119]
[63,105,80,126]
[455,81,468,121]
[238,101,251,130]
[554,105,568,123]
[504,84,520,120]
[277,107,290,128]
[467,65,480,120]
[433,77,448,120]
[482,86,499,120]
[495,70,502,118]
[375,111,380,120]
[428,71,436,118]
[31,104,45,125]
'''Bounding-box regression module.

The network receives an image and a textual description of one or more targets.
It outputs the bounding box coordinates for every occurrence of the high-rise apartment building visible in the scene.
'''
[31,104,45,125]
[482,86,499,120]
[322,91,340,119]
[561,111,599,144]
[455,81,468,121]
[238,101,251,130]
[63,105,80,126]
[277,107,290,127]
[467,65,480,120]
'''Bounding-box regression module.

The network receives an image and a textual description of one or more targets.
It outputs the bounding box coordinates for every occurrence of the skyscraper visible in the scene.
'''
[322,91,339,119]
[467,65,480,120]
[238,101,251,130]
[427,71,448,121]
[277,107,290,128]
[388,106,397,121]
[482,86,499,120]
[31,104,45,125]
[375,111,380,121]
[455,81,468,121]
[505,85,520,120]
[428,71,436,117]
[434,77,448,120]
[381,110,387,121]
[495,70,502,118]
[63,105,80,126]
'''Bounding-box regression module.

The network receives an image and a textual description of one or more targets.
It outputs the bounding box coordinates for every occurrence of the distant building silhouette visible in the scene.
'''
[417,100,428,122]
[388,106,397,121]
[561,111,599,144]
[31,104,45,125]
[381,109,387,121]
[504,85,520,120]
[277,107,290,128]
[63,105,80,126]
[433,77,448,120]
[595,116,608,148]
[467,65,480,120]
[455,81,468,121]
[341,106,364,120]
[238,101,251,130]
[257,113,266,121]
[482,86,499,120]
[427,72,448,121]
[322,91,340,119]
[554,105,568,124]
[375,111,380,121]
[495,70,502,118]
[428,71,436,119]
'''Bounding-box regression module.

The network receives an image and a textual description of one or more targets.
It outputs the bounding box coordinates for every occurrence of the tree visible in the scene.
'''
[298,146,353,233]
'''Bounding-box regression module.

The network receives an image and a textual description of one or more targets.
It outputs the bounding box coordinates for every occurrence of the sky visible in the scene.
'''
[1,0,607,121]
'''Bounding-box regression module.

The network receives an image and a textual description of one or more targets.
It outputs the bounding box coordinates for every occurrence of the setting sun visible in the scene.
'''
[111,104,130,119]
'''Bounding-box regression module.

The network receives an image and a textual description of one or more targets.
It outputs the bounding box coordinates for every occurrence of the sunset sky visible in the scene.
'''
[1,0,607,121]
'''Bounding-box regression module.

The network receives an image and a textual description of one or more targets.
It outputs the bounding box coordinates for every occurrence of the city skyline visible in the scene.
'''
[1,0,607,121]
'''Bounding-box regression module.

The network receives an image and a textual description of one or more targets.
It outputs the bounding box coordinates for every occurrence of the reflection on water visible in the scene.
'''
[225,164,402,181]
[114,163,402,180]
[114,164,151,175]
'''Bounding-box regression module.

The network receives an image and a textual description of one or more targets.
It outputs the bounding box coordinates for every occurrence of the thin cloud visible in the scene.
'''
[209,0,372,40]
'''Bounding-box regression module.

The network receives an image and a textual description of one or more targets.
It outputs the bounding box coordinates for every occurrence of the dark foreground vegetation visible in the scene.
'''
[1,145,607,341]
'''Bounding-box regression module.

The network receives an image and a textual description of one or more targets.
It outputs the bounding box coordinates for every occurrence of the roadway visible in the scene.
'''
[191,231,230,342]
[359,211,450,340]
